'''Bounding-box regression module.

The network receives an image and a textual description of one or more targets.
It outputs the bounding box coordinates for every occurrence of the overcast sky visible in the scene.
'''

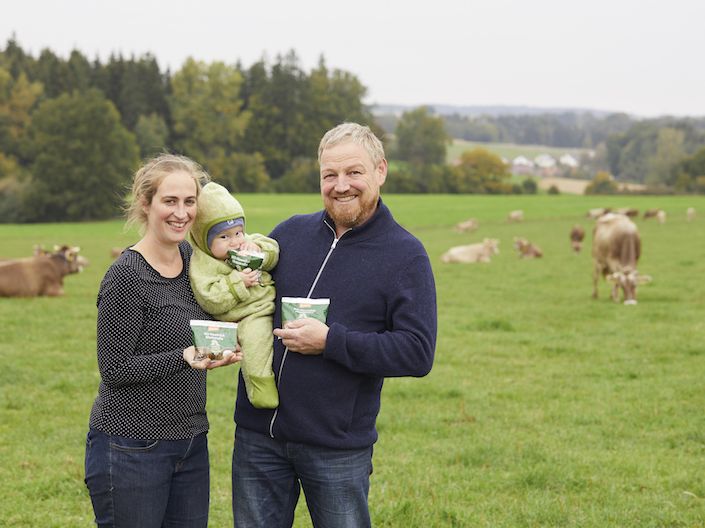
[3,0,704,118]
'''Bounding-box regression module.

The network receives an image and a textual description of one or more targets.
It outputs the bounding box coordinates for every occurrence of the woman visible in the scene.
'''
[85,154,241,527]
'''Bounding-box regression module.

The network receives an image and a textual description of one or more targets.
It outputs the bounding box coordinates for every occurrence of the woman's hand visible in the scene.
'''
[206,346,243,369]
[183,345,243,370]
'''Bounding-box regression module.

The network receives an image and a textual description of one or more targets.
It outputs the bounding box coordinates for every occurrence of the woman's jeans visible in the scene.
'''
[84,428,210,528]
[232,427,373,528]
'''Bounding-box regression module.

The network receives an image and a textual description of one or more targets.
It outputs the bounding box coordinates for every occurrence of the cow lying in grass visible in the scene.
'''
[513,237,543,258]
[441,238,499,263]
[507,210,524,222]
[454,218,479,233]
[591,214,651,305]
[0,245,88,297]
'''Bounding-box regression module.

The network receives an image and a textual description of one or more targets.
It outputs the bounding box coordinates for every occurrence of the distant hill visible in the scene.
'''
[371,103,619,118]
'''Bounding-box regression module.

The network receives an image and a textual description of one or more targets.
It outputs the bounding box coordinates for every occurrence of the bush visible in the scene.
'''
[273,158,320,193]
[585,171,618,195]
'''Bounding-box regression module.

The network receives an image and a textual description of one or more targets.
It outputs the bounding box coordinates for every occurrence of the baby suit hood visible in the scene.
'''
[191,182,245,257]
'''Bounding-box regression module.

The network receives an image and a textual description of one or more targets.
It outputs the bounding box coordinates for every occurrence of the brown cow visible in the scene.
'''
[513,237,543,258]
[591,214,651,305]
[570,225,585,253]
[0,246,88,297]
[614,207,639,218]
[586,207,611,220]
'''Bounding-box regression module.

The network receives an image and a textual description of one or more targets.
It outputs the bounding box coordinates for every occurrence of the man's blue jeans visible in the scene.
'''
[84,428,210,528]
[232,427,373,527]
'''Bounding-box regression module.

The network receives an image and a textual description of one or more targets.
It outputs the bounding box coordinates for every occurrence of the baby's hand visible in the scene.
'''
[240,268,261,287]
[239,240,261,253]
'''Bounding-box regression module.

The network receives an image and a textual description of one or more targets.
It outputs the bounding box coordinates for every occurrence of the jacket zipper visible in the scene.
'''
[268,222,348,438]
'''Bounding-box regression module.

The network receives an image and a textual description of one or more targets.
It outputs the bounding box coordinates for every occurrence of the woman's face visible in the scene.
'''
[143,170,198,246]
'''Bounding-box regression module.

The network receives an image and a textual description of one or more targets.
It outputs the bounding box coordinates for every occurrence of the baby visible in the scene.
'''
[189,182,279,408]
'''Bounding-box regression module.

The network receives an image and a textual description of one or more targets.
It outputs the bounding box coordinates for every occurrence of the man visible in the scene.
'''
[232,122,437,527]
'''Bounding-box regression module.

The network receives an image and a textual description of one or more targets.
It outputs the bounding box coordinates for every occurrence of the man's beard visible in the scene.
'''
[325,193,378,229]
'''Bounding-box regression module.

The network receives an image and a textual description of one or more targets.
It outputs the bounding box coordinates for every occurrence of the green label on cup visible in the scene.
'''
[190,320,238,360]
[227,250,265,271]
[281,297,330,325]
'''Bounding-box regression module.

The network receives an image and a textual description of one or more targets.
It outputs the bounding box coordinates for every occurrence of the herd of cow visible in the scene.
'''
[0,206,697,304]
[442,206,697,305]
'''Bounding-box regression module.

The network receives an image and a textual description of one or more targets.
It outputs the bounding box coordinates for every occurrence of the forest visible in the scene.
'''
[1,37,704,222]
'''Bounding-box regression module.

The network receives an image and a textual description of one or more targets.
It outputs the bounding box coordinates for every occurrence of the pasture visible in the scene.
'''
[1,194,704,527]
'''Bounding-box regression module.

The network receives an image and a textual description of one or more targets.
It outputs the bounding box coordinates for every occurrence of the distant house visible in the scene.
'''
[511,155,535,175]
[559,153,579,168]
[534,154,557,176]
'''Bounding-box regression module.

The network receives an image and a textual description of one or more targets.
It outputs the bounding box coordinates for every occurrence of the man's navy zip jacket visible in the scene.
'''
[233,199,437,450]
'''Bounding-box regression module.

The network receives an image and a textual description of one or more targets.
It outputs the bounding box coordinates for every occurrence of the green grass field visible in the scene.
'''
[447,139,590,164]
[1,194,705,527]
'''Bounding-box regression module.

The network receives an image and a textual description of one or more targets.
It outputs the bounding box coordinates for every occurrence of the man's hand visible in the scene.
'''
[273,318,329,355]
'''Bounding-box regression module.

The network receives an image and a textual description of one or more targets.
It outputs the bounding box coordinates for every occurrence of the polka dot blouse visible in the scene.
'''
[89,241,212,440]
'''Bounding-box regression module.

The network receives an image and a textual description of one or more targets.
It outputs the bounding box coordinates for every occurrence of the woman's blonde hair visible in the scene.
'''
[124,153,210,231]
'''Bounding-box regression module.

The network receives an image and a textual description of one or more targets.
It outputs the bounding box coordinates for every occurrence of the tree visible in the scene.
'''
[26,89,139,221]
[134,113,169,157]
[395,107,450,165]
[0,67,43,163]
[672,146,705,192]
[450,147,511,193]
[240,53,377,182]
[208,152,270,192]
[1,37,33,79]
[304,57,377,151]
[240,52,308,179]
[118,54,171,130]
[606,119,705,184]
[34,48,72,98]
[521,177,538,194]
[170,58,250,182]
[274,157,319,193]
[585,171,618,194]
[646,127,685,186]
[66,49,93,92]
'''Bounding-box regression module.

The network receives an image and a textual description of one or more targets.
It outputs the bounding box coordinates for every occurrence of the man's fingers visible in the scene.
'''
[273,327,291,338]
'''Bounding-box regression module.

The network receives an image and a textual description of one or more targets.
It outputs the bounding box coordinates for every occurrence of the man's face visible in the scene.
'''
[319,141,387,234]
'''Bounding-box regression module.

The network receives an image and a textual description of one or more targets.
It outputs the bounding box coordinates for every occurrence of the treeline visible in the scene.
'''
[0,39,376,221]
[379,109,705,192]
[377,109,705,150]
[2,38,705,223]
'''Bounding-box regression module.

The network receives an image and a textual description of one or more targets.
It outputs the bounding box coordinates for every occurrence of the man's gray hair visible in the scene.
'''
[317,122,385,166]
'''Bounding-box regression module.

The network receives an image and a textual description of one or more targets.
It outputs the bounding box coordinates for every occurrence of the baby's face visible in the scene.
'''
[210,225,246,259]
